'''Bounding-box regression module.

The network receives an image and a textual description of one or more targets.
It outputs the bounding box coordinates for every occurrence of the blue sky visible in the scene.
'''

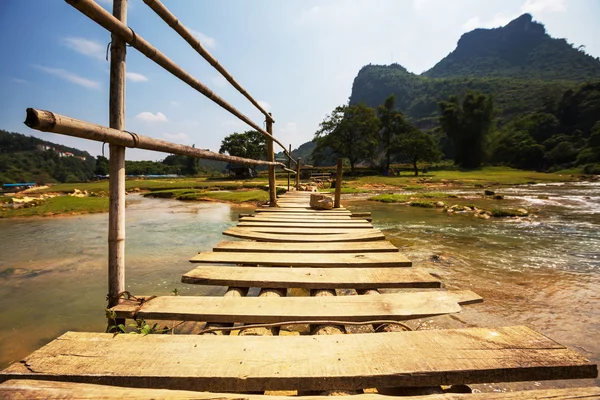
[1,0,599,160]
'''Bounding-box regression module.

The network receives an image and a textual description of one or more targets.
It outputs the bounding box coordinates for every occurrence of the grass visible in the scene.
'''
[370,191,459,203]
[491,208,528,218]
[145,189,269,203]
[322,187,369,194]
[0,196,108,218]
[30,177,270,194]
[342,166,577,188]
[410,201,435,208]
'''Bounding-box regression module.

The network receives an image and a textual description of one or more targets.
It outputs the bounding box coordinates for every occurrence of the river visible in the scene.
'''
[0,183,599,390]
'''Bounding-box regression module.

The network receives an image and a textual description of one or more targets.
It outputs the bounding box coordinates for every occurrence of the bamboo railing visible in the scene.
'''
[24,0,300,312]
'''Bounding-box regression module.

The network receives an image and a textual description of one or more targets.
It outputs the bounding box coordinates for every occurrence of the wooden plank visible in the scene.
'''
[182,266,438,288]
[243,214,354,220]
[189,251,411,267]
[108,292,462,322]
[2,326,596,392]
[213,241,399,253]
[226,227,380,235]
[237,221,373,229]
[255,208,350,214]
[223,227,385,242]
[2,380,600,400]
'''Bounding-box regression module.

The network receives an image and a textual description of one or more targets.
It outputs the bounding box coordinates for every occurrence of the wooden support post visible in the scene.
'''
[296,157,301,190]
[266,115,277,206]
[287,144,291,192]
[334,158,343,208]
[107,0,127,311]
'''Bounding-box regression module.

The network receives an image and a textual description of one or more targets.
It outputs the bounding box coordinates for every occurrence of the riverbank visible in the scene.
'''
[1,167,594,218]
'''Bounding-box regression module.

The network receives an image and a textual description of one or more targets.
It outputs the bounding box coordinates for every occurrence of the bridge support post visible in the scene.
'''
[296,157,301,190]
[108,0,127,312]
[334,158,343,208]
[266,114,277,206]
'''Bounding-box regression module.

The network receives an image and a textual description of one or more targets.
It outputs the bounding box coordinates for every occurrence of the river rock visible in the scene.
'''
[517,208,529,216]
[484,190,495,196]
[310,193,334,210]
[435,201,445,208]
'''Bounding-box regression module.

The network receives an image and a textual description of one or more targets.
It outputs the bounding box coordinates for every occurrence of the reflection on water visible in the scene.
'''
[0,184,599,389]
[0,194,245,367]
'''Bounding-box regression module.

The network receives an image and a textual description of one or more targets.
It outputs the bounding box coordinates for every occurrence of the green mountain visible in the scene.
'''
[347,14,600,129]
[423,14,600,80]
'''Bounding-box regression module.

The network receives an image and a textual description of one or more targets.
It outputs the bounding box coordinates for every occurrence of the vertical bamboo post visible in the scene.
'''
[266,114,276,206]
[334,158,343,208]
[296,157,301,190]
[287,144,291,191]
[108,0,127,310]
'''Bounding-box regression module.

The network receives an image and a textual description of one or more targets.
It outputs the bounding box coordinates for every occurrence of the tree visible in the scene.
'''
[377,94,405,174]
[219,131,267,174]
[312,103,380,174]
[393,129,441,176]
[439,92,494,168]
[95,156,109,175]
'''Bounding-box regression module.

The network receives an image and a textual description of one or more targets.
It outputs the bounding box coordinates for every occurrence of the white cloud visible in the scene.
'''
[34,65,101,90]
[163,132,190,142]
[170,100,181,107]
[258,100,271,111]
[188,29,217,49]
[126,72,148,82]
[412,0,429,11]
[212,74,228,87]
[62,37,105,60]
[135,111,168,123]
[522,0,567,14]
[11,78,28,84]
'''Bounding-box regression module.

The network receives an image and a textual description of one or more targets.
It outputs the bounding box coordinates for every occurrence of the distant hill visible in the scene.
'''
[0,129,96,184]
[347,14,600,128]
[423,14,600,81]
[276,140,316,166]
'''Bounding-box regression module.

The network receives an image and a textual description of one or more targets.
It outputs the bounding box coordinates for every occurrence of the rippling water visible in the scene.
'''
[0,184,598,389]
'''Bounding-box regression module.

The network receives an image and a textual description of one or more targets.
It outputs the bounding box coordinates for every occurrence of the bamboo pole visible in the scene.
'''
[24,109,284,167]
[107,0,127,311]
[266,115,277,206]
[296,157,301,190]
[334,158,343,208]
[287,144,291,191]
[64,0,295,163]
[141,0,272,123]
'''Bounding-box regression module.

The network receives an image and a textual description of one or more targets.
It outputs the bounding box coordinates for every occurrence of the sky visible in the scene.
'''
[0,0,599,161]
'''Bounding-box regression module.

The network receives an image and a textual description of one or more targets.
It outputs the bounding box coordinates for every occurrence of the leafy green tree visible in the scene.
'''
[393,129,441,176]
[377,94,405,174]
[312,103,381,174]
[439,92,494,168]
[219,130,266,174]
[95,156,109,175]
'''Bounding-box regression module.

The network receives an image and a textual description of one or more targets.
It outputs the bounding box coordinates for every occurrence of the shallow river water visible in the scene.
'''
[0,184,599,390]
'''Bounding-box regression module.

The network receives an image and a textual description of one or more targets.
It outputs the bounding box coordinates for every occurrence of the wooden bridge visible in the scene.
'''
[1,0,598,397]
[1,191,598,398]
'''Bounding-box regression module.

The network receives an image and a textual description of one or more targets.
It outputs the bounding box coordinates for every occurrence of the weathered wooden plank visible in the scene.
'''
[255,208,350,213]
[242,214,354,220]
[223,227,385,242]
[189,251,411,267]
[182,266,439,288]
[213,241,399,253]
[108,292,462,322]
[2,326,596,392]
[237,221,373,228]
[2,380,600,400]
[226,227,380,235]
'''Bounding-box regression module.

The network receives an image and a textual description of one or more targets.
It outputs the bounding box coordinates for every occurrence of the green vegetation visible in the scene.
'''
[423,14,600,81]
[439,92,494,168]
[219,130,267,175]
[0,196,108,218]
[410,201,435,208]
[370,191,456,203]
[369,194,411,203]
[313,103,381,174]
[145,189,269,203]
[0,129,96,184]
[491,208,529,218]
